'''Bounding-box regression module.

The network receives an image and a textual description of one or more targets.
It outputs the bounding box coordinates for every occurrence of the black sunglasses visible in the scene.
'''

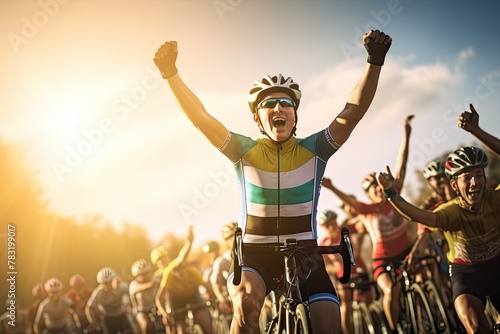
[258,97,295,109]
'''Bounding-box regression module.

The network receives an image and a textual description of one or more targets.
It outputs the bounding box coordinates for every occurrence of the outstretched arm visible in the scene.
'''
[392,115,414,187]
[377,166,439,227]
[459,104,500,157]
[172,225,194,266]
[329,30,392,145]
[321,177,364,213]
[153,41,229,148]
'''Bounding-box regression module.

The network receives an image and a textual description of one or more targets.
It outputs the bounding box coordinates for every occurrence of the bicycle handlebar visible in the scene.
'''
[166,300,213,315]
[232,227,244,285]
[232,227,353,285]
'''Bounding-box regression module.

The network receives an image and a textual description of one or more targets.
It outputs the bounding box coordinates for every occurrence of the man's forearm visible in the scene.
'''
[165,74,227,147]
[393,130,410,182]
[347,64,382,114]
[386,194,438,227]
[472,127,500,157]
[166,74,205,121]
[332,64,382,145]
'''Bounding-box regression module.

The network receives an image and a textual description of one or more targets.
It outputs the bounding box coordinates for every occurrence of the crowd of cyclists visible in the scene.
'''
[1,110,499,334]
[133,21,500,333]
[1,222,239,334]
[6,107,498,334]
[3,28,499,334]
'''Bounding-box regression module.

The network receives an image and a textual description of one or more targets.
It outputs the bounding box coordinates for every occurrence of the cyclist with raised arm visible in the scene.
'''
[150,246,170,279]
[153,29,391,334]
[377,146,500,334]
[155,227,214,334]
[321,115,413,334]
[409,160,454,272]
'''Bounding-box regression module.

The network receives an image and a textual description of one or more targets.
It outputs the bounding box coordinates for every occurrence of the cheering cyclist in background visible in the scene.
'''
[377,146,500,334]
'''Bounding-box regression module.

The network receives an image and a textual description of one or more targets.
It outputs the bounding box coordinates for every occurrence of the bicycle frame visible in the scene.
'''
[167,300,211,334]
[232,227,355,333]
[387,260,439,334]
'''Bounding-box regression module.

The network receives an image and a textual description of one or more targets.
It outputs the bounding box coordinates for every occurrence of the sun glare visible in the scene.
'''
[42,92,96,143]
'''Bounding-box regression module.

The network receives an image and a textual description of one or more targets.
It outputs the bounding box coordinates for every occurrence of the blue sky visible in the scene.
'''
[2,0,499,245]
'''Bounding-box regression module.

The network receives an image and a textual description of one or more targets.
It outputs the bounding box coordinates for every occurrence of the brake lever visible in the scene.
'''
[342,229,356,266]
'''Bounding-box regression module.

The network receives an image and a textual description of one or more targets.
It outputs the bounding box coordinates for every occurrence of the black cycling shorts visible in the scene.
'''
[230,239,338,305]
[450,255,500,308]
[169,291,203,321]
[102,313,132,334]
[372,246,412,282]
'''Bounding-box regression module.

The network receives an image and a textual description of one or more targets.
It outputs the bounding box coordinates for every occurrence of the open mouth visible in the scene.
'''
[272,116,286,127]
[468,188,481,198]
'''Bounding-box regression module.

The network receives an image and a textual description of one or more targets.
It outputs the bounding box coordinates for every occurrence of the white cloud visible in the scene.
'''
[456,47,475,66]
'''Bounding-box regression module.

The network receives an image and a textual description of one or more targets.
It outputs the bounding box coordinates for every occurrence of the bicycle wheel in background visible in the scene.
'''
[423,280,452,334]
[294,304,311,334]
[408,282,438,334]
[186,323,204,334]
[353,301,376,334]
[215,314,231,334]
[368,302,391,334]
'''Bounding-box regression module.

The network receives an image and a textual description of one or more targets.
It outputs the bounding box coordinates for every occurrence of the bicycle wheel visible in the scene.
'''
[215,314,231,334]
[294,303,312,334]
[353,301,376,334]
[368,302,391,334]
[408,282,438,334]
[485,297,500,330]
[423,279,452,334]
[266,301,289,334]
[186,323,204,334]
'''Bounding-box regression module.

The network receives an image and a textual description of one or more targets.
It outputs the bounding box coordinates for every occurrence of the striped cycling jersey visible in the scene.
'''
[219,128,340,244]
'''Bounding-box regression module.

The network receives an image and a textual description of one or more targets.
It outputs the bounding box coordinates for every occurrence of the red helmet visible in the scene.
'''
[32,283,45,298]
[69,274,86,289]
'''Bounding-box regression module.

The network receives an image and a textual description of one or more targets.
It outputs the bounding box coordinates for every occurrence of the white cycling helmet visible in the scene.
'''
[131,259,152,277]
[423,160,446,180]
[445,146,488,179]
[96,267,116,284]
[317,210,338,226]
[248,74,301,113]
[44,278,63,293]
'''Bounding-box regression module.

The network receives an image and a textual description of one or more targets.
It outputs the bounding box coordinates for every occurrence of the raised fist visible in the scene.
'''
[363,30,392,66]
[153,41,179,79]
